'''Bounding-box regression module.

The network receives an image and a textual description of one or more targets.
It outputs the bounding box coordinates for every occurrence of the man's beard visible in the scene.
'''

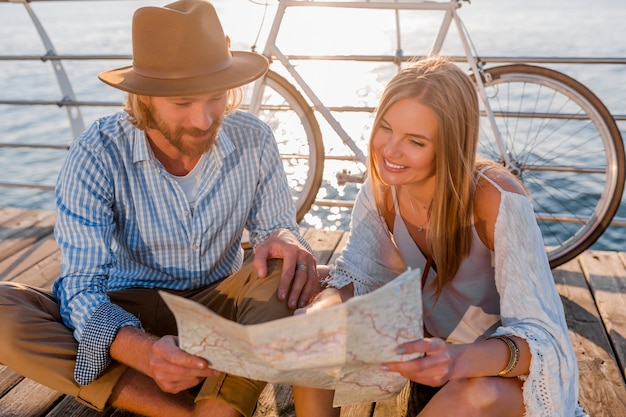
[149,111,223,157]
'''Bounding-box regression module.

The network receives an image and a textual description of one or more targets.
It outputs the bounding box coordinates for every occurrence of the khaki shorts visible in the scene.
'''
[0,259,291,417]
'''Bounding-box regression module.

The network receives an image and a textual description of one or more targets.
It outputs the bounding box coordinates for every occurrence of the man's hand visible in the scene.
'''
[253,229,319,310]
[149,335,219,393]
[111,327,219,394]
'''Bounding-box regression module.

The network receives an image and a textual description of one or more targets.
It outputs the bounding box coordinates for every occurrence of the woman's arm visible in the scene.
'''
[324,180,405,295]
[479,169,580,415]
[295,283,354,315]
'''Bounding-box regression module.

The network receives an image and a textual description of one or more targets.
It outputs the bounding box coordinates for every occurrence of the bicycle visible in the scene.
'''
[242,0,625,268]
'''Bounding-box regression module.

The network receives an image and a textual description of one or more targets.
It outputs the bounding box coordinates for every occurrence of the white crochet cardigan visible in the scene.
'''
[325,180,587,417]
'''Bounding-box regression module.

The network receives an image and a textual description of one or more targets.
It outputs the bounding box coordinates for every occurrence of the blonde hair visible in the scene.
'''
[369,56,480,291]
[124,88,244,130]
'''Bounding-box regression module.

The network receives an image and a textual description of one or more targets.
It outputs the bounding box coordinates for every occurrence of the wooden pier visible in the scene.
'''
[0,207,625,416]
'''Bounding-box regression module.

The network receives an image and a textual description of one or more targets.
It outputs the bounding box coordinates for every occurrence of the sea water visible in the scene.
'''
[0,0,625,251]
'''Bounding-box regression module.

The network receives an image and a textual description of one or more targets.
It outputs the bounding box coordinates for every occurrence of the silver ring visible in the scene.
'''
[296,263,308,272]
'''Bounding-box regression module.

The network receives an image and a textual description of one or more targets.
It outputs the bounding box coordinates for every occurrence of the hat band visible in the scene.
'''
[132,56,233,80]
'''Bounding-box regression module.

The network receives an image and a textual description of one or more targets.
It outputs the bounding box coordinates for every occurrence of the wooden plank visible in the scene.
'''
[580,250,626,377]
[254,383,295,417]
[0,208,55,240]
[46,396,116,417]
[0,366,22,397]
[371,383,410,417]
[0,207,34,227]
[327,232,349,266]
[0,209,55,262]
[341,402,376,417]
[552,257,626,416]
[8,245,61,290]
[301,228,344,265]
[0,377,62,417]
[45,396,144,417]
[1,213,624,417]
[0,234,60,284]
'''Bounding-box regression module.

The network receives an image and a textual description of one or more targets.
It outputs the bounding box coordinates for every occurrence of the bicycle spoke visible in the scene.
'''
[243,71,324,222]
[477,65,624,267]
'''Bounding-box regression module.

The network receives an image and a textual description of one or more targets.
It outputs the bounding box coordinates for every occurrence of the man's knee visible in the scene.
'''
[237,259,292,325]
[197,373,264,417]
[0,282,58,354]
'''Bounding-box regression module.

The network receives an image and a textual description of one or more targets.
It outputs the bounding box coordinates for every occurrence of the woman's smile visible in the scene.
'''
[383,158,407,171]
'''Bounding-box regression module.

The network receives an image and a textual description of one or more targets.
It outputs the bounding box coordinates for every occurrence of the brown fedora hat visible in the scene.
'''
[98,0,268,96]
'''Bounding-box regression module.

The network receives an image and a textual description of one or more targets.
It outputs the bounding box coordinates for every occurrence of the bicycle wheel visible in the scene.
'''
[476,64,624,268]
[244,70,324,222]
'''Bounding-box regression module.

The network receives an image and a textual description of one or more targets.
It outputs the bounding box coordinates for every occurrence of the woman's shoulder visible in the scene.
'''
[476,163,527,197]
[473,164,528,249]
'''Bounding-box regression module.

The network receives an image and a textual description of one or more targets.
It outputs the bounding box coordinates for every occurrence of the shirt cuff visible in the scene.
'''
[74,302,142,385]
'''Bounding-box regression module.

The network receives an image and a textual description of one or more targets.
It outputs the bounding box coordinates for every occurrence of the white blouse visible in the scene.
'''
[390,183,501,344]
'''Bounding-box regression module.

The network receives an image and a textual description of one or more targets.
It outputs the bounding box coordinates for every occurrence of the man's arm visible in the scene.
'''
[245,118,319,310]
[54,129,142,385]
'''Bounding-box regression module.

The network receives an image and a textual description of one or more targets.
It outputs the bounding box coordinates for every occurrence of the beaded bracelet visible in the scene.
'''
[487,335,520,377]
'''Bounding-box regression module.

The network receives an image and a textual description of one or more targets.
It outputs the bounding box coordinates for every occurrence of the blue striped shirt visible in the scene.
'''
[52,110,309,384]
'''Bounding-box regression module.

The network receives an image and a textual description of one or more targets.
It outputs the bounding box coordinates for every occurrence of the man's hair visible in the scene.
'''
[124,88,244,130]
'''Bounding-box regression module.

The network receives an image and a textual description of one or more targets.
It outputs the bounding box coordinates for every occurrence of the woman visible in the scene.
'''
[292,57,586,416]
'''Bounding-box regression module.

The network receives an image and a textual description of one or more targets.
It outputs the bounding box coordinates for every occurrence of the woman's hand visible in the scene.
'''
[382,337,454,387]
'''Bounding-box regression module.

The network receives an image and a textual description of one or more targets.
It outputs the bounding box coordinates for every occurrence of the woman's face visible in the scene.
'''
[372,97,438,187]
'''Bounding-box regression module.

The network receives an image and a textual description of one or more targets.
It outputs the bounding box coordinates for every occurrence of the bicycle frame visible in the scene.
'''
[246,0,625,267]
[248,0,512,170]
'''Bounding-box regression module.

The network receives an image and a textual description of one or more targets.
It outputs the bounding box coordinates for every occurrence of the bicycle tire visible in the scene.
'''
[476,64,625,268]
[245,70,324,222]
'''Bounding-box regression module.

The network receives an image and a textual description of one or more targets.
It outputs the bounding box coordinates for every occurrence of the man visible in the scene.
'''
[0,1,318,416]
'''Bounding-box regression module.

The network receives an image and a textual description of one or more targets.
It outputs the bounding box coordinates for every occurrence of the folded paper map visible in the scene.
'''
[160,267,423,406]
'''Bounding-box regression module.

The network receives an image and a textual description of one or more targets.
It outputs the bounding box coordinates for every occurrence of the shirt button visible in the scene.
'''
[183,210,190,217]
[191,245,198,251]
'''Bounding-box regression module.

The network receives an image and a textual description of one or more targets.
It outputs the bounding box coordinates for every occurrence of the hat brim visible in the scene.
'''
[98,51,268,96]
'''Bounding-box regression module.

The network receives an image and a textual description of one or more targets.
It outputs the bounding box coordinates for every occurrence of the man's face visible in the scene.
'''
[146,91,228,157]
